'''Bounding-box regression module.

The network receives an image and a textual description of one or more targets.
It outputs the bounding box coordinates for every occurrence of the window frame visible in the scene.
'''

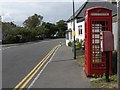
[78,25,82,35]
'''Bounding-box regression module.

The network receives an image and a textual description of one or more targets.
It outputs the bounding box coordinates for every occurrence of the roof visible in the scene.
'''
[67,2,87,22]
[67,1,117,22]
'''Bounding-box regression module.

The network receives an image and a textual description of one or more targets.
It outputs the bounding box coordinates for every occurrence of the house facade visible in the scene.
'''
[66,0,118,50]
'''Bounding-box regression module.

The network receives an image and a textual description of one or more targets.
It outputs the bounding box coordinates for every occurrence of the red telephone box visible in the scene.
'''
[84,7,113,76]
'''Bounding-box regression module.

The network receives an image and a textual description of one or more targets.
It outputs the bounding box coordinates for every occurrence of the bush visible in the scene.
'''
[76,39,83,49]
[67,39,83,49]
[76,38,79,44]
[68,41,72,47]
[76,42,82,49]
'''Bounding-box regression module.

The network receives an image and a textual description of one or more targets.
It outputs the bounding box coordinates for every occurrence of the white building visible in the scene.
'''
[66,0,118,50]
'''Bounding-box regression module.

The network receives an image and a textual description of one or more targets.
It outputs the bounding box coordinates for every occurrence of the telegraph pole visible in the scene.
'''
[117,0,120,88]
[0,16,2,90]
[73,0,76,59]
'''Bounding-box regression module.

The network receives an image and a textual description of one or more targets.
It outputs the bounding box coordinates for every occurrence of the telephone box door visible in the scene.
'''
[91,21,108,70]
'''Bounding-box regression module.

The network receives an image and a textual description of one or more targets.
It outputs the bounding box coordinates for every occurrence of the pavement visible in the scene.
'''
[31,45,91,88]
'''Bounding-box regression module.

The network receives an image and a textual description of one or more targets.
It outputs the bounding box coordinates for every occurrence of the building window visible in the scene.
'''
[66,32,69,40]
[78,25,82,35]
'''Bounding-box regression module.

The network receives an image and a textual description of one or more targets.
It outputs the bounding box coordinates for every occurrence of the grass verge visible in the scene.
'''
[76,55,85,67]
[76,55,117,89]
[91,75,117,89]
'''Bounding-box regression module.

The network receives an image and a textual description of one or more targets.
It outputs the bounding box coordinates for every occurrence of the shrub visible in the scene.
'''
[76,42,82,49]
[68,41,72,47]
[76,39,83,49]
[76,38,79,43]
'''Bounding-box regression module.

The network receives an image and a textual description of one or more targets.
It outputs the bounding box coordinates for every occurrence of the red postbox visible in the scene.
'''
[84,7,113,76]
[100,31,114,52]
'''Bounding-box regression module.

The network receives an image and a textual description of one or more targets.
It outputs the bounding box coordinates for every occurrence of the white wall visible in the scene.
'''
[67,18,118,51]
[66,39,69,46]
[67,21,72,40]
[75,21,85,41]
[66,19,85,46]
[67,19,85,40]
[66,19,77,39]
[67,22,72,30]
[113,22,118,50]
[66,20,74,46]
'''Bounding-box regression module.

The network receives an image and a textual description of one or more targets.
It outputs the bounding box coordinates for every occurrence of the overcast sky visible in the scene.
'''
[0,0,107,26]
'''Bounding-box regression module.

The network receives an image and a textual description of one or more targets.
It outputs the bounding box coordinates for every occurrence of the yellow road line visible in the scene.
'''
[14,45,59,89]
[14,48,53,89]
[20,46,58,89]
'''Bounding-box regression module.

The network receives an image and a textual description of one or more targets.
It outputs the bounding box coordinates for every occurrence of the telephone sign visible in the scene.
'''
[91,13,109,16]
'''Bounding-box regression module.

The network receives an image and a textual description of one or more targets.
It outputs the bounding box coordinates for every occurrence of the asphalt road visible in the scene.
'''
[2,39,65,88]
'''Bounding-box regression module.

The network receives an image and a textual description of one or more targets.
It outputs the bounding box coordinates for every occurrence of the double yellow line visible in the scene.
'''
[13,45,60,90]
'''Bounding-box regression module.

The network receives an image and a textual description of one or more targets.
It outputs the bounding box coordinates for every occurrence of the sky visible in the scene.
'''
[0,0,107,26]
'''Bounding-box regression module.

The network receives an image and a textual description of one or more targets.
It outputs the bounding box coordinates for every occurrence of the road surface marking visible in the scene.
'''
[20,47,57,89]
[14,48,54,89]
[28,45,59,88]
[14,46,57,89]
[2,46,18,50]
[13,45,60,90]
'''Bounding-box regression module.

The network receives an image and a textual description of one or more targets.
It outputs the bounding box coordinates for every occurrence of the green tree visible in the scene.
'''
[56,20,67,38]
[2,22,18,43]
[34,26,45,40]
[23,14,43,29]
[42,22,58,38]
